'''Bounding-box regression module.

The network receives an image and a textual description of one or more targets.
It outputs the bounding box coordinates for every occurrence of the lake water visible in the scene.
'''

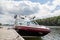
[24,26,60,40]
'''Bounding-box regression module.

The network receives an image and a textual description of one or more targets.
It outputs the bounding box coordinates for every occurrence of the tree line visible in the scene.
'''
[35,16,60,26]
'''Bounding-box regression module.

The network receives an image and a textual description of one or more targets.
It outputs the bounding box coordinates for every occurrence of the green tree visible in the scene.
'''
[35,16,60,26]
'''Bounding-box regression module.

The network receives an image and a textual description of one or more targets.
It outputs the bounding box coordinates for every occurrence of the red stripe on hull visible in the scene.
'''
[15,26,50,33]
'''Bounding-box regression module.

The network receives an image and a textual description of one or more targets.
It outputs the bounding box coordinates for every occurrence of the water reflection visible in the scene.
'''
[24,37,42,40]
[24,28,60,40]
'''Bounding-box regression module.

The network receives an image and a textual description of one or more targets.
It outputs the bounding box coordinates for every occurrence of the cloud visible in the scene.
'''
[0,14,14,24]
[29,0,60,19]
[53,0,60,6]
[0,0,41,24]
[0,1,40,15]
[0,0,60,24]
[14,0,28,1]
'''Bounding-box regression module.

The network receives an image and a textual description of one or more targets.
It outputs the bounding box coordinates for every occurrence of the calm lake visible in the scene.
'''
[24,26,60,40]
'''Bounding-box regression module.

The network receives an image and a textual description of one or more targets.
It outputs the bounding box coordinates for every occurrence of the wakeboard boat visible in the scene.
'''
[14,15,51,36]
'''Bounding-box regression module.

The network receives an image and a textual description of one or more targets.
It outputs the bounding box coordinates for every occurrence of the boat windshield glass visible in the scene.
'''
[17,19,38,26]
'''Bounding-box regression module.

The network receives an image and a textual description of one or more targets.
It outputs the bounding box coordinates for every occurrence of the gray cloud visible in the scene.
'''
[0,1,41,24]
[0,1,40,15]
[0,0,60,24]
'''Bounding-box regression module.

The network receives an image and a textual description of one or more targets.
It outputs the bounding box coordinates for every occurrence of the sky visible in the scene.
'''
[0,0,60,24]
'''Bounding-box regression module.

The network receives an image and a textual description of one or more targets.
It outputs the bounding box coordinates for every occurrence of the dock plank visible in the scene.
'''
[0,27,24,40]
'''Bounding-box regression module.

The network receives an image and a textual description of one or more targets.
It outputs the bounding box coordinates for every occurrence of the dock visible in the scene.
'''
[0,27,24,40]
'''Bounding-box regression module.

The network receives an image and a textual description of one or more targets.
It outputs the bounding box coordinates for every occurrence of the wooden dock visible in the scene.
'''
[0,27,24,40]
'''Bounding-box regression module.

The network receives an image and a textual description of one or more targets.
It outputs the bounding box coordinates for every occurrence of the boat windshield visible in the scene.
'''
[17,19,38,26]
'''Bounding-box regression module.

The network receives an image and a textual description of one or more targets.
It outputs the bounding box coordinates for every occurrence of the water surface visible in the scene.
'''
[24,26,60,40]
